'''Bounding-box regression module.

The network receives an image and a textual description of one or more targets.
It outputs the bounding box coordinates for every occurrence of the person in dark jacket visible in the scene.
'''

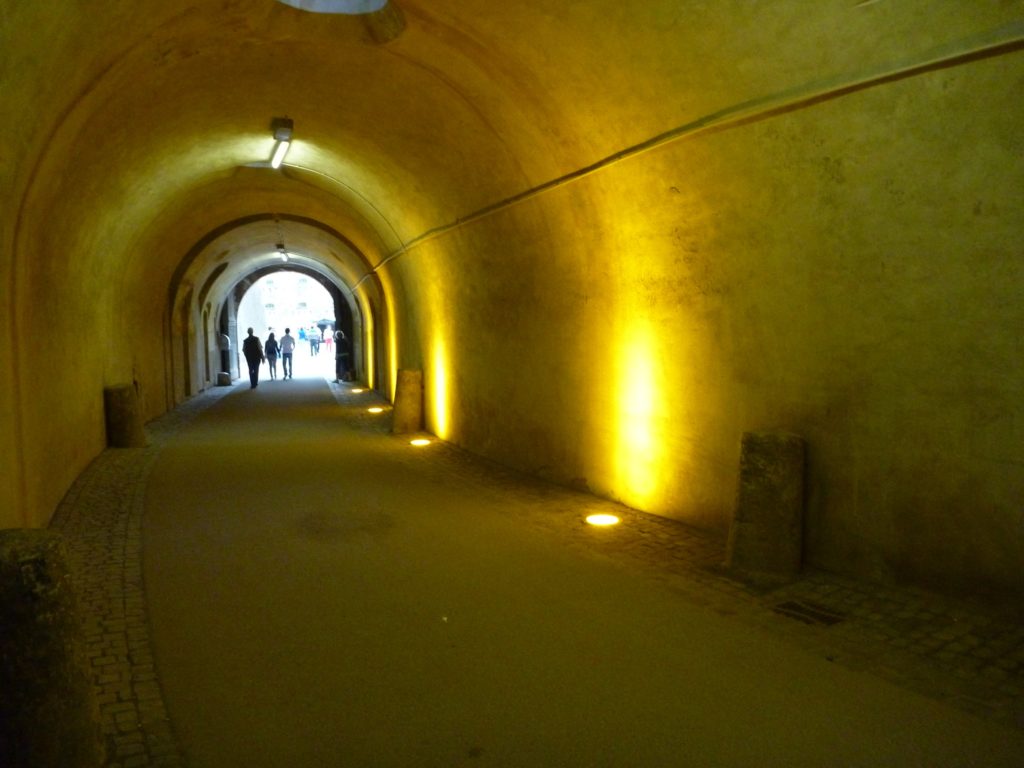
[333,330,351,383]
[241,327,265,389]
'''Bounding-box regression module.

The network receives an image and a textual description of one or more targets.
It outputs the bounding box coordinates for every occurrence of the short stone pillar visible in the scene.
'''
[103,384,145,448]
[726,431,805,581]
[392,369,423,434]
[0,530,105,767]
[216,371,232,386]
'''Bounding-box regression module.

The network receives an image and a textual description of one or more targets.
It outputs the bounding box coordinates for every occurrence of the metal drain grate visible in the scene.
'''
[773,600,845,626]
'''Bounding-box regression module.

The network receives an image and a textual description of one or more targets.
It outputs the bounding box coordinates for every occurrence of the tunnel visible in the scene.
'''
[2,2,1024,764]
[5,0,1022,596]
[169,214,373,392]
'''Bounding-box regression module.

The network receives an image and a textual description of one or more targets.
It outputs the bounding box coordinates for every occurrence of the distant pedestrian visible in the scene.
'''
[309,326,320,356]
[333,330,351,382]
[280,327,296,379]
[264,332,280,380]
[241,328,265,389]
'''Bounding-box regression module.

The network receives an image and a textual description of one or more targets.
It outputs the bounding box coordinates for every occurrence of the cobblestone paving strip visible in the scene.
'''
[51,385,234,768]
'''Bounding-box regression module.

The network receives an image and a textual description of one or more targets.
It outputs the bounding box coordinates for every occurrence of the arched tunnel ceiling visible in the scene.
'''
[6,0,1017,300]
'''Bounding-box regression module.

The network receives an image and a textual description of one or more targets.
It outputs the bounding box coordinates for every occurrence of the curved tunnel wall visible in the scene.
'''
[1,1,1022,598]
[397,49,1024,592]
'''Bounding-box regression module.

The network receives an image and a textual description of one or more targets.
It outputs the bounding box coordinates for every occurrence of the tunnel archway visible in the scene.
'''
[168,214,389,403]
[228,264,356,379]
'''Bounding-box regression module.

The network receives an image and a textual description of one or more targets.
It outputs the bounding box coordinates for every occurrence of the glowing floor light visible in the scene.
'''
[368,407,384,414]
[410,438,431,447]
[586,514,621,526]
[351,388,364,394]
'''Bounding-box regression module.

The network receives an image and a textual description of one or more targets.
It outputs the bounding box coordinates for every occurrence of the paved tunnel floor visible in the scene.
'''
[53,369,1024,767]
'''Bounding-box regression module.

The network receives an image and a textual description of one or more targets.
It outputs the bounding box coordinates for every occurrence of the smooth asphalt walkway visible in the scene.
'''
[52,360,1024,767]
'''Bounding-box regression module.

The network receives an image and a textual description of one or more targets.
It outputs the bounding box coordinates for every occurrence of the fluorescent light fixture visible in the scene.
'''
[269,117,294,169]
[270,140,290,169]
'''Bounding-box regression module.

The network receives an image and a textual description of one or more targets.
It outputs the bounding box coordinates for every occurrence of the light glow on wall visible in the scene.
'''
[614,320,664,510]
[431,335,450,439]
[387,298,398,401]
[361,293,375,389]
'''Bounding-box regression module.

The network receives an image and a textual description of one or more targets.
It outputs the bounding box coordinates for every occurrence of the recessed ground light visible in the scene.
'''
[586,514,620,526]
[351,388,364,393]
[368,407,384,414]
[410,438,431,447]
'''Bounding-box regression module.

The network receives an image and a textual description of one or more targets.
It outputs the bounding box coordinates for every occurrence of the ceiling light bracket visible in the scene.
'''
[272,117,293,142]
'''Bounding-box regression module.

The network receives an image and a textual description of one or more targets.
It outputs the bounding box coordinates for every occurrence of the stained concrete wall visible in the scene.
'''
[1,1,1021,597]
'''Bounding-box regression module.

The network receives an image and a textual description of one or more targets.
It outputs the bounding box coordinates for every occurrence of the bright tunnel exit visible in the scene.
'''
[235,271,340,379]
[237,271,336,340]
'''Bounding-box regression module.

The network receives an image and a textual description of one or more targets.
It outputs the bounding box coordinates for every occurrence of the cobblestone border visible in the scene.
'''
[51,385,235,767]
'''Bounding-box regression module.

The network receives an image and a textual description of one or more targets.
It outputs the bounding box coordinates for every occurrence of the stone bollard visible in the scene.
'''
[0,530,105,768]
[392,369,423,434]
[216,371,232,386]
[726,431,805,581]
[103,384,145,448]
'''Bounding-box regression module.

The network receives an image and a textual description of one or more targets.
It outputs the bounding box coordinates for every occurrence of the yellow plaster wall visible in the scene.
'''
[401,50,1024,594]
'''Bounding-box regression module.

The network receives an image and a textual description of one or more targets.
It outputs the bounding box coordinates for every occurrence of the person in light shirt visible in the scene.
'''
[279,327,296,379]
